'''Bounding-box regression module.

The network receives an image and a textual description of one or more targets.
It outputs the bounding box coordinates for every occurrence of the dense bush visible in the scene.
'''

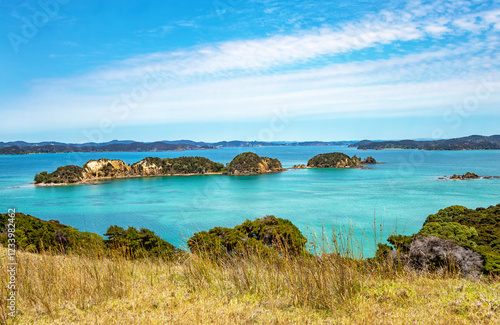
[34,165,83,184]
[132,156,224,175]
[378,204,500,274]
[0,212,104,253]
[103,225,182,259]
[307,152,374,168]
[223,152,283,175]
[187,215,308,257]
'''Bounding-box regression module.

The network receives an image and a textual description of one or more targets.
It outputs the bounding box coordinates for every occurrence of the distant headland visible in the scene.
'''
[349,135,500,150]
[0,140,356,155]
[2,134,499,155]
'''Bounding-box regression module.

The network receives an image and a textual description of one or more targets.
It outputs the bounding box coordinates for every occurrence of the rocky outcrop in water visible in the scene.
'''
[439,172,499,180]
[307,152,377,168]
[223,152,283,175]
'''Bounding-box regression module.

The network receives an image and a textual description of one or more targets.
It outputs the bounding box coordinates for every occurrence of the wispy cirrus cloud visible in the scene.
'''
[3,0,500,134]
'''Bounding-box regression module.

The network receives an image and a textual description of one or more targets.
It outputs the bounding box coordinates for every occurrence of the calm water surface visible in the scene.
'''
[1,146,499,255]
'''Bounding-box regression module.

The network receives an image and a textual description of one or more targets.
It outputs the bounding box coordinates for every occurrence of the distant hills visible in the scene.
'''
[349,135,500,150]
[0,140,355,155]
[1,135,498,155]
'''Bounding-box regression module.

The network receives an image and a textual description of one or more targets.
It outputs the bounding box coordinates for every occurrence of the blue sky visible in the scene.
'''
[1,0,499,143]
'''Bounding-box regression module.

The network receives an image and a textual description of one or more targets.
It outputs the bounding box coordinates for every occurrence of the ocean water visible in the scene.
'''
[1,146,499,256]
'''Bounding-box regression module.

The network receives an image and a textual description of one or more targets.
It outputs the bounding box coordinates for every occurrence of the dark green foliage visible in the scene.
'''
[0,142,214,155]
[362,156,377,164]
[104,225,181,259]
[0,212,182,260]
[0,213,104,253]
[423,205,470,224]
[132,156,224,175]
[187,215,308,257]
[417,222,478,247]
[34,165,83,184]
[387,234,414,254]
[223,152,283,175]
[0,146,26,155]
[423,205,500,251]
[377,204,500,273]
[307,152,361,168]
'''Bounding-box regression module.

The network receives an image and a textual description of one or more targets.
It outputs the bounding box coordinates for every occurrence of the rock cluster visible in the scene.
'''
[450,172,480,180]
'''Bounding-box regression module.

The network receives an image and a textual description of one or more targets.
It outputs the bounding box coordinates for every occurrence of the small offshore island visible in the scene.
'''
[34,152,377,186]
[306,152,377,168]
[438,172,500,180]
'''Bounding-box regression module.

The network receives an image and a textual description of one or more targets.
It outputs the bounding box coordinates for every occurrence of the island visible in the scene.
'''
[222,152,283,175]
[307,152,377,168]
[438,172,500,180]
[349,135,500,150]
[34,152,284,185]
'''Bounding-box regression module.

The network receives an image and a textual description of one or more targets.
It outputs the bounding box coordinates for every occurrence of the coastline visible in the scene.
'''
[33,170,293,186]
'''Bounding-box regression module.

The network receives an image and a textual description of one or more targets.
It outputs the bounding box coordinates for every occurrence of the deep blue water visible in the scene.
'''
[1,146,499,256]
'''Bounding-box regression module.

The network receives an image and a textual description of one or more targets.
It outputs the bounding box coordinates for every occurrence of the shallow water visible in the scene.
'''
[1,146,499,256]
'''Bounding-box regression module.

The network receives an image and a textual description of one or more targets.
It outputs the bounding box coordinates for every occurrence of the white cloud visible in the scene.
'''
[3,1,500,134]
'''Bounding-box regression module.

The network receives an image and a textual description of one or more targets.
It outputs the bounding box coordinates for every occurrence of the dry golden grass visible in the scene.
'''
[0,246,499,325]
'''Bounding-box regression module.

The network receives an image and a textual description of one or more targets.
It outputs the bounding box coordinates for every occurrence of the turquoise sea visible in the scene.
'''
[1,146,499,256]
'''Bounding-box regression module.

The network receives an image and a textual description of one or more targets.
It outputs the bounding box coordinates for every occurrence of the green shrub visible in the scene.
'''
[377,204,500,273]
[187,215,308,257]
[104,225,182,259]
[0,212,104,253]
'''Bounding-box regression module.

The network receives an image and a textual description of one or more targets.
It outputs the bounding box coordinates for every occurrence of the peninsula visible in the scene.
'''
[349,135,500,150]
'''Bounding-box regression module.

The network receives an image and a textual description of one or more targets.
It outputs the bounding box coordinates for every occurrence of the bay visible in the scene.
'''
[1,146,499,256]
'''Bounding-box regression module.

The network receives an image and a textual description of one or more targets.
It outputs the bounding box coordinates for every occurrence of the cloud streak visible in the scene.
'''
[3,1,500,134]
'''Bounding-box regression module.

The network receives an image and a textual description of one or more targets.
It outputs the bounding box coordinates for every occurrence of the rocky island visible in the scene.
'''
[222,152,283,175]
[307,152,377,168]
[34,153,284,185]
[438,172,500,180]
[34,156,226,185]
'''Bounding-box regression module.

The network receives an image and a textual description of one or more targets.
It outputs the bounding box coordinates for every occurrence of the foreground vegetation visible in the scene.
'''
[1,205,499,324]
[378,204,500,274]
[1,241,499,324]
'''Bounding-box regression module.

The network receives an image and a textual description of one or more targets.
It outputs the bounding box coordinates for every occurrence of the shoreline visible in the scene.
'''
[34,170,288,186]
[34,165,382,187]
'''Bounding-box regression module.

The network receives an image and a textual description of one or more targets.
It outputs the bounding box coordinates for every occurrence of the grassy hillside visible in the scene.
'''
[1,244,499,324]
[1,209,499,324]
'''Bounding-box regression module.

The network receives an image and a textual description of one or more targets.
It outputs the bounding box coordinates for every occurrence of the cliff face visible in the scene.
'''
[82,159,132,179]
[131,157,166,176]
[223,152,283,175]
